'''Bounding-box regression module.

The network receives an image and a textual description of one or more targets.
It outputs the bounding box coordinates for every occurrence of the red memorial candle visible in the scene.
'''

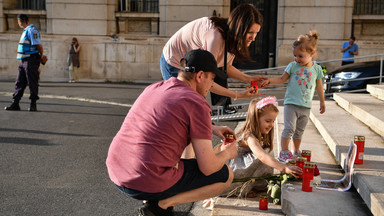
[302,162,315,192]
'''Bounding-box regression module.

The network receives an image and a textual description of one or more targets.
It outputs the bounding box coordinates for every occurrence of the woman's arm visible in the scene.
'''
[210,82,264,99]
[227,65,267,84]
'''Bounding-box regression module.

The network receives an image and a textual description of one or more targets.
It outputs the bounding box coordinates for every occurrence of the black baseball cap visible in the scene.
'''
[180,49,227,79]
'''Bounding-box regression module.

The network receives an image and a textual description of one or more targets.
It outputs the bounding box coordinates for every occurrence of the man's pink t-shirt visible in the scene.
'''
[106,78,213,193]
[163,17,235,69]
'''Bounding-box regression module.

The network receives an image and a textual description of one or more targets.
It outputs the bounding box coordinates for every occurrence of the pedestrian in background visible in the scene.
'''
[341,36,358,66]
[160,4,267,113]
[260,30,326,162]
[67,37,80,82]
[5,14,47,112]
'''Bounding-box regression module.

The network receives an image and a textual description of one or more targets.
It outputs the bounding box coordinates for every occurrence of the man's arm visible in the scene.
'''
[36,44,48,64]
[36,44,43,56]
[191,138,237,176]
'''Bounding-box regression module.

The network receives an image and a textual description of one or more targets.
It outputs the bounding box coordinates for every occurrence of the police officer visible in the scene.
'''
[5,14,47,112]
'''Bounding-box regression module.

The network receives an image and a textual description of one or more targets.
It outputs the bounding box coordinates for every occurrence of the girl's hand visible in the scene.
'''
[320,102,326,114]
[259,79,271,88]
[284,165,302,178]
[212,125,235,141]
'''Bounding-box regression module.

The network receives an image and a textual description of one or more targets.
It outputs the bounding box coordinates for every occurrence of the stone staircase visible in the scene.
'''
[310,84,384,216]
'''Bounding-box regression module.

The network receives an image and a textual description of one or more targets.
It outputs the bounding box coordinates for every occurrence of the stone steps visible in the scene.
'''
[310,84,384,216]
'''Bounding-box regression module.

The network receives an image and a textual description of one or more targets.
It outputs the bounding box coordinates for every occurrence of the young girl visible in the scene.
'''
[261,30,326,162]
[204,97,302,208]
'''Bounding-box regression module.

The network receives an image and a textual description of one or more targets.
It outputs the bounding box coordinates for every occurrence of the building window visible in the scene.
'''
[18,0,46,10]
[354,0,384,15]
[118,0,159,13]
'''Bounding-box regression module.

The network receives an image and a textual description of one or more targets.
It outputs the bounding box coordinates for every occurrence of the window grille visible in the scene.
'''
[354,0,384,15]
[118,0,159,13]
[18,0,46,10]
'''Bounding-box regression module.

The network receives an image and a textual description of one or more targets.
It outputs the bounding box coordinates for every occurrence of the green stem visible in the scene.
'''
[232,174,281,183]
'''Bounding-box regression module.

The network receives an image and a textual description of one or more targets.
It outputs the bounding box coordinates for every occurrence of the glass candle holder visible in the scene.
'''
[224,133,234,145]
[354,135,365,164]
[302,162,315,192]
[251,80,258,93]
[259,195,268,210]
[301,150,311,162]
[296,157,307,179]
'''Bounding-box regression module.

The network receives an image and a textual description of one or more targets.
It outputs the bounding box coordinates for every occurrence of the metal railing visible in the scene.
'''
[212,53,384,122]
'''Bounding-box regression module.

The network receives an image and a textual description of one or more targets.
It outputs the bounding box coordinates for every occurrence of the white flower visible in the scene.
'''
[313,175,322,185]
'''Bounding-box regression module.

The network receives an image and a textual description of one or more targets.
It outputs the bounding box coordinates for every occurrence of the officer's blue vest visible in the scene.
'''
[17,24,39,59]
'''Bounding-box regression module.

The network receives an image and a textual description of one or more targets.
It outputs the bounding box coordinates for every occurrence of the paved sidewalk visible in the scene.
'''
[191,104,372,215]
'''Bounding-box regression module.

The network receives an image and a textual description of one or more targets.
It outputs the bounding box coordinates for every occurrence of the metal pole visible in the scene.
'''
[380,55,383,85]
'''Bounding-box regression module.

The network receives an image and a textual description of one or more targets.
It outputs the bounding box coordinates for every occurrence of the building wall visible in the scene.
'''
[0,0,383,82]
[277,0,384,71]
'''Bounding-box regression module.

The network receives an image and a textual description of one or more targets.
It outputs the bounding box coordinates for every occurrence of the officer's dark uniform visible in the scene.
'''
[5,18,42,111]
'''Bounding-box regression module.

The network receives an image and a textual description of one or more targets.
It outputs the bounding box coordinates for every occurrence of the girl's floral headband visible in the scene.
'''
[256,96,278,109]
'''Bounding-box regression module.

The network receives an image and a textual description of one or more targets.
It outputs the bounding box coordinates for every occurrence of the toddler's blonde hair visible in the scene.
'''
[293,29,319,54]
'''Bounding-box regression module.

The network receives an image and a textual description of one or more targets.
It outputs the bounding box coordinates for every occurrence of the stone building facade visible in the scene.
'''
[0,0,383,82]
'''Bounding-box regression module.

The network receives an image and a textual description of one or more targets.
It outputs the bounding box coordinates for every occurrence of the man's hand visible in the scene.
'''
[212,125,235,141]
[41,55,48,65]
[237,87,265,99]
[219,141,238,160]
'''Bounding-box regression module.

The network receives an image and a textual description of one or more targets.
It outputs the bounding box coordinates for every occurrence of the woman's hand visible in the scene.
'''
[247,75,268,84]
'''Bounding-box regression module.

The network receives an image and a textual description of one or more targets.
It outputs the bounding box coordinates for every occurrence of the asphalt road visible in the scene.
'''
[0,82,197,216]
[0,81,288,216]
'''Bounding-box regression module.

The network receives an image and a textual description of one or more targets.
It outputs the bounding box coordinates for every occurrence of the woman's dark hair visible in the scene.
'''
[210,4,263,61]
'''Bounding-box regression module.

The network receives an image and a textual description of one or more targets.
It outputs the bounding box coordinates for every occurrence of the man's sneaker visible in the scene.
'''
[138,201,174,216]
[292,149,302,158]
[278,150,295,162]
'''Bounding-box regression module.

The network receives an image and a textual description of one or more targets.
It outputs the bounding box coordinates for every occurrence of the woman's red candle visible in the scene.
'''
[302,162,315,192]
[251,80,258,93]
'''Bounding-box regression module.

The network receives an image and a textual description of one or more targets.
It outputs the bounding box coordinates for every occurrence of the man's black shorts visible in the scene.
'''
[116,159,229,201]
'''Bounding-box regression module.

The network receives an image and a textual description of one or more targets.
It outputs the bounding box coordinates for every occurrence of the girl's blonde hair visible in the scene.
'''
[293,29,319,54]
[236,98,279,152]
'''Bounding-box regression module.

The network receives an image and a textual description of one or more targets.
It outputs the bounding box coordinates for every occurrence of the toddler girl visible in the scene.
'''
[261,30,326,162]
